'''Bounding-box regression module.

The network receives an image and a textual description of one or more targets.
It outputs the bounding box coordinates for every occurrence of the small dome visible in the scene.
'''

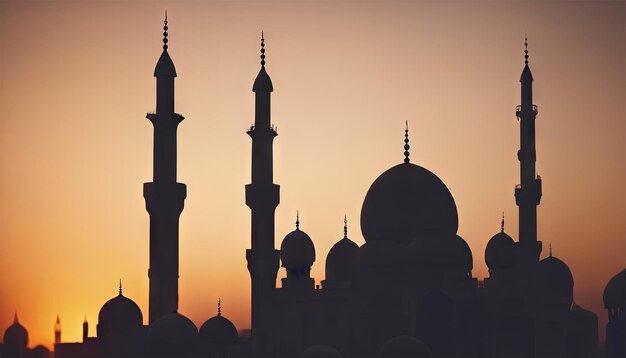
[199,314,238,346]
[148,312,198,357]
[571,302,598,319]
[407,233,471,271]
[253,66,273,92]
[280,228,316,269]
[3,315,28,353]
[531,255,574,308]
[378,335,433,358]
[31,345,51,358]
[326,237,359,281]
[485,231,516,269]
[154,50,177,77]
[300,345,343,358]
[98,292,143,331]
[603,269,626,308]
[353,240,405,267]
[361,163,458,246]
[448,234,473,271]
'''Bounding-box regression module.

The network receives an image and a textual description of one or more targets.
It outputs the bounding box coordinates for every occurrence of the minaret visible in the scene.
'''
[143,12,187,324]
[245,33,280,358]
[54,315,61,344]
[514,36,542,264]
[82,315,88,342]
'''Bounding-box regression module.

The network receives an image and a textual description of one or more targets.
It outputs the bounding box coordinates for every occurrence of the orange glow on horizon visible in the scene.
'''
[1,1,624,350]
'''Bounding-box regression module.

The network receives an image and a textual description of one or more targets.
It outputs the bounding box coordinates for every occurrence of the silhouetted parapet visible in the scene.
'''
[148,312,198,358]
[299,345,343,358]
[378,335,433,358]
[143,182,187,215]
[244,183,280,209]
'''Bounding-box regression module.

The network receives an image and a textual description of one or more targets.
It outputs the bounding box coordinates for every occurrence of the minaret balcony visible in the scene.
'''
[515,104,538,120]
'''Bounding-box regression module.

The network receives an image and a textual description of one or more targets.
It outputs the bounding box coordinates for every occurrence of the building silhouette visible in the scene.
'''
[2,17,623,358]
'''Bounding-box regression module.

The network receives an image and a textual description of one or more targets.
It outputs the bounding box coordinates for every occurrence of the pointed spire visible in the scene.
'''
[295,211,300,230]
[343,215,348,239]
[14,311,18,323]
[118,279,123,296]
[84,314,88,323]
[56,314,60,324]
[404,121,410,164]
[252,32,274,92]
[163,11,169,51]
[501,212,505,232]
[260,32,266,66]
[217,298,222,316]
[524,33,529,65]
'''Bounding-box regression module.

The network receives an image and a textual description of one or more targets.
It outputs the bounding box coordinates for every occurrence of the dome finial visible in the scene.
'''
[404,121,410,164]
[260,32,266,67]
[343,215,348,239]
[296,211,300,230]
[501,211,505,232]
[119,279,123,296]
[524,33,529,65]
[217,298,221,316]
[14,311,18,323]
[549,243,552,257]
[162,11,169,51]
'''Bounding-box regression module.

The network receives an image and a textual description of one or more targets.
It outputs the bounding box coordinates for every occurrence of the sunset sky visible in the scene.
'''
[0,0,624,350]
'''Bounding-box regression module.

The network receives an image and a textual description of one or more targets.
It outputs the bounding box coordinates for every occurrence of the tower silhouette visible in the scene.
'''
[245,33,280,358]
[514,36,542,265]
[143,13,187,324]
[55,314,61,344]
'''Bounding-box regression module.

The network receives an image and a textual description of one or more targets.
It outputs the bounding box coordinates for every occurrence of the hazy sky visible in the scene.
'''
[0,0,624,349]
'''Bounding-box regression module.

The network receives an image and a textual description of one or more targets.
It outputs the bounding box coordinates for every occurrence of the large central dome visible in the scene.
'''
[361,162,458,245]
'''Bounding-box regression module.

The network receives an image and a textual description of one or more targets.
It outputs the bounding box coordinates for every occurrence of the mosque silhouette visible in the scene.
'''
[2,15,626,358]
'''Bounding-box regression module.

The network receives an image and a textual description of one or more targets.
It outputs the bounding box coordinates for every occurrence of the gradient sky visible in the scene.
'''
[0,0,624,350]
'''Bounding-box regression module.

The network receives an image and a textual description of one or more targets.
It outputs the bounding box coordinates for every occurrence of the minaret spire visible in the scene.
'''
[246,32,280,358]
[55,314,61,344]
[404,121,410,164]
[145,15,186,324]
[515,34,542,265]
[163,11,168,50]
[260,32,266,66]
[524,33,529,65]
